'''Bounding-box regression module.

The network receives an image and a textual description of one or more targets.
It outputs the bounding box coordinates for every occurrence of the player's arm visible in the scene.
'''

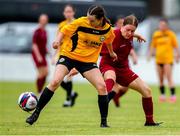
[32,31,43,62]
[171,32,180,63]
[104,29,118,61]
[130,49,138,65]
[147,34,156,61]
[133,34,146,43]
[52,32,64,49]
[53,18,80,49]
[106,43,117,61]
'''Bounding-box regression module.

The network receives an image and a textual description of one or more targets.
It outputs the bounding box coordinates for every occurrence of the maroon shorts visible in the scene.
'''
[32,52,47,68]
[100,59,138,87]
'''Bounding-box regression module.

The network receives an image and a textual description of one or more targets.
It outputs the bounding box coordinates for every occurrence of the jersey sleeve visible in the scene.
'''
[60,18,80,37]
[32,30,38,44]
[103,27,115,45]
[171,31,178,48]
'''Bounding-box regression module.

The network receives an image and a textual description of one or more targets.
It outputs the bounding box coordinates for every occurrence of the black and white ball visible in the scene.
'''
[18,92,38,112]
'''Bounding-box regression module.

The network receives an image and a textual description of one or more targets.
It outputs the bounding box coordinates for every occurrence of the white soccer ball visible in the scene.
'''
[18,92,38,112]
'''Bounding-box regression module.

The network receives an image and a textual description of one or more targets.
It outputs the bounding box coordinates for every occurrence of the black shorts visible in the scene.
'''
[56,55,98,75]
[157,63,173,68]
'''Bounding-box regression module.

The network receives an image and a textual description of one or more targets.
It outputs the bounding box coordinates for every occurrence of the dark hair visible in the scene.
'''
[123,15,138,27]
[64,4,76,12]
[87,5,111,26]
[160,18,168,24]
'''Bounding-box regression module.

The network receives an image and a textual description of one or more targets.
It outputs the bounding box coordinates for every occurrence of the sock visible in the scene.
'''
[36,87,54,113]
[98,95,109,124]
[61,81,72,100]
[113,90,126,101]
[105,79,115,93]
[36,76,46,93]
[142,97,154,123]
[170,87,175,96]
[108,91,116,102]
[159,86,165,95]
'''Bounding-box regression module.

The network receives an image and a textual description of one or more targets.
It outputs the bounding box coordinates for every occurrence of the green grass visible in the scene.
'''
[0,81,180,135]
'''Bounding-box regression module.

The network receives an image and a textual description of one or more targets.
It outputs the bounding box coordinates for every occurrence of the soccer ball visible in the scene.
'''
[18,92,38,112]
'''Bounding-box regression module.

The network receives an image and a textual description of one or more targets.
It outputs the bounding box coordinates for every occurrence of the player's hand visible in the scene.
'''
[37,55,43,63]
[137,36,146,43]
[52,41,59,49]
[110,52,118,61]
[175,55,180,63]
[132,58,138,65]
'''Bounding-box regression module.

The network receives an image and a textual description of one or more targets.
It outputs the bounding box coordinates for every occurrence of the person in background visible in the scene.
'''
[148,18,180,103]
[31,14,49,94]
[52,4,78,107]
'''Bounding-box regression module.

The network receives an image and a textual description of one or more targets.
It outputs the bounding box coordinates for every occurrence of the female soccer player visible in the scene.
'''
[53,4,78,107]
[148,19,180,103]
[111,16,144,107]
[26,5,117,127]
[32,14,49,94]
[100,15,161,126]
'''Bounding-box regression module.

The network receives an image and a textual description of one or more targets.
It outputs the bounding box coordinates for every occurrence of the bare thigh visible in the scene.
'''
[128,77,152,98]
[47,64,69,91]
[156,64,164,86]
[83,68,107,95]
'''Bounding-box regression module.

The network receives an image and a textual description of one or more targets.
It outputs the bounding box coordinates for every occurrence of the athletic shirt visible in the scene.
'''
[150,29,178,64]
[60,16,115,63]
[32,28,47,56]
[57,19,74,57]
[101,28,133,68]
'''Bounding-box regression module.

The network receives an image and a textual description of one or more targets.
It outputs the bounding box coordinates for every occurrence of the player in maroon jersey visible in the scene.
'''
[112,16,142,107]
[32,14,49,94]
[100,15,162,126]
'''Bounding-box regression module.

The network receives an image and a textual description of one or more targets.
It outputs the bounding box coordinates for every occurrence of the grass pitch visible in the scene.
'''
[0,81,180,135]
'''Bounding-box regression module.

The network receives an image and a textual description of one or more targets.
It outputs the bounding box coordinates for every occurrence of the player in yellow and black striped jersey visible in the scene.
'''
[53,4,78,107]
[148,18,180,103]
[26,5,117,127]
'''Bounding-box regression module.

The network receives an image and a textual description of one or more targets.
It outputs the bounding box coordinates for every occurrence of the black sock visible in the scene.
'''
[160,86,165,95]
[98,95,109,124]
[61,81,72,100]
[108,91,116,102]
[170,87,175,96]
[36,87,54,113]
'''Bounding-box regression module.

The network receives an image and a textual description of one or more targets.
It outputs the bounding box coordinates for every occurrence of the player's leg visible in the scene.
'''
[60,70,78,107]
[83,68,109,127]
[112,84,128,107]
[164,64,176,102]
[104,70,116,93]
[37,66,48,94]
[156,64,166,101]
[26,64,69,125]
[129,77,161,126]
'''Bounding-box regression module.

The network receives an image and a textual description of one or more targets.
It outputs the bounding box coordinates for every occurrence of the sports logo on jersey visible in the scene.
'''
[59,58,65,63]
[100,36,106,42]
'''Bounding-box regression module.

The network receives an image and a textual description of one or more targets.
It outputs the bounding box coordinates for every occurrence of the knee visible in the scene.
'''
[143,86,152,98]
[96,82,106,93]
[50,78,60,89]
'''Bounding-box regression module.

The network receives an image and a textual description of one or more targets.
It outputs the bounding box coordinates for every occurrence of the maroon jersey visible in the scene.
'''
[101,29,133,68]
[32,28,47,56]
